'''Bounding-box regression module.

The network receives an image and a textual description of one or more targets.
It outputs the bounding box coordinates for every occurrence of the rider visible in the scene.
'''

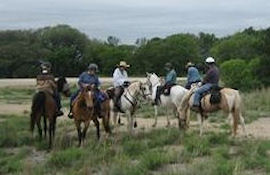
[68,63,103,118]
[185,62,201,89]
[112,61,130,111]
[193,57,220,109]
[36,62,63,116]
[155,62,177,104]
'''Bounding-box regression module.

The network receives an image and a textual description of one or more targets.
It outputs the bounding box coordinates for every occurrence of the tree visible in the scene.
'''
[107,36,120,46]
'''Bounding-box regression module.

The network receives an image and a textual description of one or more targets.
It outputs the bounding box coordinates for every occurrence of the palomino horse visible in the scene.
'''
[72,87,98,146]
[178,85,247,136]
[107,81,146,134]
[144,73,188,127]
[30,77,70,148]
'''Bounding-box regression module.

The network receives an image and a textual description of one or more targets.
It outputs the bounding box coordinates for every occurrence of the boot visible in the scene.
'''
[56,110,64,117]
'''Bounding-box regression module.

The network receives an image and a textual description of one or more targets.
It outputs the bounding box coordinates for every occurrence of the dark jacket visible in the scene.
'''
[203,65,219,84]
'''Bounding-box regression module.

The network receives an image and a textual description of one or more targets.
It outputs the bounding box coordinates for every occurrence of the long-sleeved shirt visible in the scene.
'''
[78,72,100,89]
[187,67,201,83]
[165,69,177,85]
[203,65,219,85]
[113,68,129,87]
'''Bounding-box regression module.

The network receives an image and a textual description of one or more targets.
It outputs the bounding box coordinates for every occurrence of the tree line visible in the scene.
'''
[0,25,269,90]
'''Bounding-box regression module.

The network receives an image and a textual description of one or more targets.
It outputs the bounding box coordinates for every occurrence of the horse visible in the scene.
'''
[144,73,188,127]
[107,81,146,134]
[71,87,98,147]
[30,77,70,148]
[178,85,247,137]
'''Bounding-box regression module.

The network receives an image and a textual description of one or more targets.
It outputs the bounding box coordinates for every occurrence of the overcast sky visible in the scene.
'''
[0,0,269,43]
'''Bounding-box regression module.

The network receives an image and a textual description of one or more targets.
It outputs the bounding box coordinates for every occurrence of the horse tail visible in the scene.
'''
[30,91,46,131]
[232,90,242,135]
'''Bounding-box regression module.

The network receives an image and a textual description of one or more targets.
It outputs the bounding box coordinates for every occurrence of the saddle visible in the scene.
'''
[201,85,223,105]
[162,83,176,96]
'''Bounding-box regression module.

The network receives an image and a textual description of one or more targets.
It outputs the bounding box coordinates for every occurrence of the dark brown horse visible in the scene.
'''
[30,77,70,148]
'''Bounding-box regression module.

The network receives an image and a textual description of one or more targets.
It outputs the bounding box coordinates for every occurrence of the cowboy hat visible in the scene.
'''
[185,62,195,68]
[118,61,130,68]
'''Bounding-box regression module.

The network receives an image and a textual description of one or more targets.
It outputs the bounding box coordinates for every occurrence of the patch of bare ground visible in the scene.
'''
[0,102,31,115]
[238,117,270,139]
[240,169,268,175]
[151,156,211,175]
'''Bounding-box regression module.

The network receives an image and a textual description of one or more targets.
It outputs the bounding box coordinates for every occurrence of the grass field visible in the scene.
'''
[0,82,270,175]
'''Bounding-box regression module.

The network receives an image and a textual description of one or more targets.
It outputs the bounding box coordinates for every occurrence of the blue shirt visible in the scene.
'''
[78,72,100,89]
[187,67,201,83]
[165,69,177,85]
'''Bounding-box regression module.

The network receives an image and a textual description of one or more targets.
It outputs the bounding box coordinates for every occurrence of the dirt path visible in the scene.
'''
[0,100,270,139]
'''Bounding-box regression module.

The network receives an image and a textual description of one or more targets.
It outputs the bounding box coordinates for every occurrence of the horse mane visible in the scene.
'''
[179,87,195,113]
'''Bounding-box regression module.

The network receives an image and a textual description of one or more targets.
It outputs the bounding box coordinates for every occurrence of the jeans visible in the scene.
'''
[193,83,213,106]
[185,80,201,90]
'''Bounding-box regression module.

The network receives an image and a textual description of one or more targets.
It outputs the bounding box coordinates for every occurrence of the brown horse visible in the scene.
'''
[72,87,111,146]
[178,86,247,136]
[30,77,70,148]
[72,87,96,146]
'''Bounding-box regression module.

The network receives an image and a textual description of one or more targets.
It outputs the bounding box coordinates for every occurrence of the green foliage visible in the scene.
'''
[220,59,260,90]
[0,25,269,89]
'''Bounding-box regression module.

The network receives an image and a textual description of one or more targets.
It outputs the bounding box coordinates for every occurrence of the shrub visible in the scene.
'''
[220,59,260,90]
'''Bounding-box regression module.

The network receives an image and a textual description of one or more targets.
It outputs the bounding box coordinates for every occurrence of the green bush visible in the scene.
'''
[220,59,260,90]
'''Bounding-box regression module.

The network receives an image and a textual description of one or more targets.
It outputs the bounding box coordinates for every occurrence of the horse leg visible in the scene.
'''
[102,112,111,134]
[126,111,133,134]
[239,114,247,137]
[93,118,100,140]
[152,105,158,127]
[82,121,90,146]
[232,109,240,137]
[37,116,42,141]
[75,120,82,147]
[166,108,170,127]
[43,116,47,139]
[52,116,56,138]
[197,113,204,136]
[186,108,191,128]
[49,119,54,149]
[30,113,36,137]
[228,113,234,135]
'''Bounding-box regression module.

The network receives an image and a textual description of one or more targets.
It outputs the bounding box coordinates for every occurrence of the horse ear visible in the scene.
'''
[146,72,151,77]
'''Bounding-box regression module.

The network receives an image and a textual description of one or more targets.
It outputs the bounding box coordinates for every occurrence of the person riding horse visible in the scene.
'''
[68,63,105,119]
[192,57,220,110]
[36,62,63,117]
[112,61,130,112]
[155,62,177,105]
[185,62,201,90]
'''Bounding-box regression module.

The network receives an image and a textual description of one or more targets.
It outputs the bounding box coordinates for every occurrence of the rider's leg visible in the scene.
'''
[193,83,212,107]
[54,91,63,116]
[114,87,123,109]
[155,86,164,105]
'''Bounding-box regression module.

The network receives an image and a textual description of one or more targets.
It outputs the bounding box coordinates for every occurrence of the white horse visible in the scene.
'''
[144,73,188,127]
[109,81,146,134]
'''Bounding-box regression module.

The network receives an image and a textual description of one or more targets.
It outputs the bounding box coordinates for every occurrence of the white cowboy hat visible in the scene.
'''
[118,61,130,68]
[205,57,215,63]
[185,62,195,68]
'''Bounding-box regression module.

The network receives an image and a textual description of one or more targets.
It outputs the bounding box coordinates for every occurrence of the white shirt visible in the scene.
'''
[113,68,128,87]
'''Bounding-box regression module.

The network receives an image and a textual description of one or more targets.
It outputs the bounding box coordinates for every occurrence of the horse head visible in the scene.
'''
[145,72,160,87]
[57,77,71,97]
[81,86,95,110]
